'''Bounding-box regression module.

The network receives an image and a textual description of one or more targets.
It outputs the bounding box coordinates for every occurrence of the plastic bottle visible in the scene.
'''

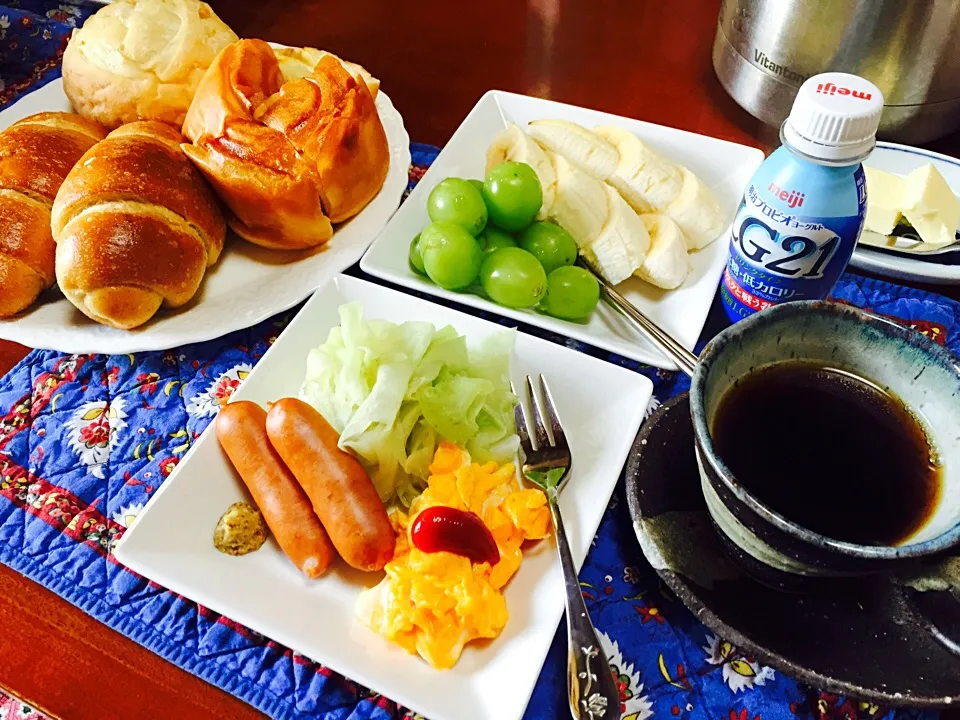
[721,72,884,323]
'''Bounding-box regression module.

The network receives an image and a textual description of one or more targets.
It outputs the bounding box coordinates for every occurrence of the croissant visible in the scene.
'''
[182,39,389,250]
[52,121,226,330]
[0,112,106,317]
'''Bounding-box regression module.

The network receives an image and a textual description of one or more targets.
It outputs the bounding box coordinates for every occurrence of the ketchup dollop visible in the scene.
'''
[410,506,500,566]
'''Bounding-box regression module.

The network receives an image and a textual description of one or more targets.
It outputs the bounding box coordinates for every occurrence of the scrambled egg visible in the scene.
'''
[355,442,551,669]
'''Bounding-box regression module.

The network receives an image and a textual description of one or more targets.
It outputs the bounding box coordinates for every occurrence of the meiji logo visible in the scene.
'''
[768,182,805,209]
[816,82,872,100]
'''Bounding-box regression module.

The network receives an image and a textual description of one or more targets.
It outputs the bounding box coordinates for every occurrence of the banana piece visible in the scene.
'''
[549,154,608,245]
[527,119,619,180]
[580,185,650,285]
[544,149,649,285]
[595,124,726,250]
[486,123,557,219]
[635,214,691,290]
[667,166,727,251]
[593,125,683,213]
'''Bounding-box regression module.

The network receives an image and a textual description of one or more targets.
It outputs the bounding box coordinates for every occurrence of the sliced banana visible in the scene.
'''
[527,119,619,180]
[667,166,727,251]
[486,120,726,287]
[593,125,683,213]
[580,185,650,285]
[486,123,557,219]
[549,154,608,246]
[635,214,691,290]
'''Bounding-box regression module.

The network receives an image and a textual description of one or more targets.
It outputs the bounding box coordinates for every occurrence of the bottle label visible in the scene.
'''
[722,165,866,322]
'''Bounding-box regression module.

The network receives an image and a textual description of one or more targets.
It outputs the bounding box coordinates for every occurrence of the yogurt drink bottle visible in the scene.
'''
[721,72,884,323]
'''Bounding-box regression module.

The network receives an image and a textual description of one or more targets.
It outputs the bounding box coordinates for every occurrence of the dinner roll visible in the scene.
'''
[52,121,226,330]
[273,46,381,99]
[0,112,106,317]
[182,40,390,249]
[61,0,238,130]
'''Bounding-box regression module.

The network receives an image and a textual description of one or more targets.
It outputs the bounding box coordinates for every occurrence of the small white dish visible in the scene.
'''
[360,90,764,370]
[114,274,653,720]
[0,77,410,353]
[850,142,960,285]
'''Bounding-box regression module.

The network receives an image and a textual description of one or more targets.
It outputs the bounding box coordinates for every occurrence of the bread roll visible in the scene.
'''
[182,39,389,250]
[0,112,106,317]
[272,46,381,99]
[62,0,238,130]
[52,121,226,330]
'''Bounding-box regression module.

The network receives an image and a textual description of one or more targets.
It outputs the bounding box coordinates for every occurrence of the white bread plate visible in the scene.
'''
[0,45,410,354]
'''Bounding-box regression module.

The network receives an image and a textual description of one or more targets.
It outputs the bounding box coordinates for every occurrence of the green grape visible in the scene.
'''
[479,247,547,309]
[478,227,517,254]
[427,178,488,236]
[409,233,426,275]
[482,162,542,232]
[420,222,483,290]
[541,265,600,320]
[518,222,578,274]
[468,179,485,194]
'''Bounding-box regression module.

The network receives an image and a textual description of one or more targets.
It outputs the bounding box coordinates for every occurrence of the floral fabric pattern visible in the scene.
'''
[0,693,46,720]
[0,4,953,720]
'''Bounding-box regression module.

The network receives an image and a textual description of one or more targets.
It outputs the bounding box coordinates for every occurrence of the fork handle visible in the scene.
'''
[583,261,699,377]
[550,499,620,720]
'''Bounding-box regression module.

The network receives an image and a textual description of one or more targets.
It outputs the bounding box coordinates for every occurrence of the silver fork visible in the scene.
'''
[513,375,619,720]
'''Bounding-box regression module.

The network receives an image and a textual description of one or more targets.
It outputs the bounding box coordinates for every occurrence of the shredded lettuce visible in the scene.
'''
[300,303,518,505]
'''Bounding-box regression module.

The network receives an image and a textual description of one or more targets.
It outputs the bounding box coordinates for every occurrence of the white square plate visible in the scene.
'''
[360,90,764,369]
[114,274,653,720]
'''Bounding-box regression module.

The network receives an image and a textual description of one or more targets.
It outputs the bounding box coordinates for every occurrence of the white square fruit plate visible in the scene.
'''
[361,90,765,369]
[113,274,653,720]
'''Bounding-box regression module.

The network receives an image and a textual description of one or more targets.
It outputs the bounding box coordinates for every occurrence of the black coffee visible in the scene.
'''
[711,361,940,546]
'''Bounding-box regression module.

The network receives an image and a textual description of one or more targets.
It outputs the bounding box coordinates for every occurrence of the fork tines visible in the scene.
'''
[512,374,567,454]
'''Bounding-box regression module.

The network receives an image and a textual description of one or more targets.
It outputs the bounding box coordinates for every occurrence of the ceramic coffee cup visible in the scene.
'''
[689,300,960,588]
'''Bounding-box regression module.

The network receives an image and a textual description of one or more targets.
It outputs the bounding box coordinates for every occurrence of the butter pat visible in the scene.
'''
[901,164,960,247]
[864,166,905,235]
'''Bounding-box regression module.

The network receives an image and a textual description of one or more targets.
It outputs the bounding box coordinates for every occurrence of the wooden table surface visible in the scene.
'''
[1,1,959,718]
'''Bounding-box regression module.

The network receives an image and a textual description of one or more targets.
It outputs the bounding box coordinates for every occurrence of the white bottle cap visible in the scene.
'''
[782,72,884,164]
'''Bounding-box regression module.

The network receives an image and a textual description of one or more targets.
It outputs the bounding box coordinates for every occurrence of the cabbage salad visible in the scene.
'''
[300,303,519,505]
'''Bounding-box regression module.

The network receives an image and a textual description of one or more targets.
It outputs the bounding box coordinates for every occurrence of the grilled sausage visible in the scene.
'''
[265,398,395,571]
[216,400,334,577]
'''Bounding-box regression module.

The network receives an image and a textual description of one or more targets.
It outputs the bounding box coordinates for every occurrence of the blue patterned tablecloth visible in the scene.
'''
[0,4,952,720]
